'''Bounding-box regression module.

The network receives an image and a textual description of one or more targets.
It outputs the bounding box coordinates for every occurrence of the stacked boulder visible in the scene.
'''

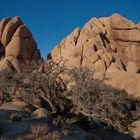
[51,14,140,97]
[0,16,41,72]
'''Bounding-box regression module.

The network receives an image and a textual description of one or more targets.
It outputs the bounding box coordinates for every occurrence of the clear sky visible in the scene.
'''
[0,0,140,59]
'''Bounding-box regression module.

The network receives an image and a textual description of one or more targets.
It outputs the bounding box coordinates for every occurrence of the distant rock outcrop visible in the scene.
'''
[0,16,41,72]
[50,14,140,97]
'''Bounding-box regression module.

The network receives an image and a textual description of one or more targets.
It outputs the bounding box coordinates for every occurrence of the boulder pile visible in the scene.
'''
[0,16,41,72]
[51,14,140,97]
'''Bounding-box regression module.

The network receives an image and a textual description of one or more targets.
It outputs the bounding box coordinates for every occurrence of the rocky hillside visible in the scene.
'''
[51,13,140,97]
[0,14,140,140]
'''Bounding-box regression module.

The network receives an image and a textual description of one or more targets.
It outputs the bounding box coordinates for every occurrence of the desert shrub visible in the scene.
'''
[34,60,71,114]
[30,124,60,140]
[0,59,139,135]
[31,124,49,138]
[45,131,60,140]
[0,61,42,106]
[65,68,140,133]
[29,61,140,133]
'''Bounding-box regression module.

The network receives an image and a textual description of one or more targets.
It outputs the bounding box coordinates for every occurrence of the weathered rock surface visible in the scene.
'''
[0,16,41,72]
[50,13,140,97]
[0,101,30,111]
[31,108,49,118]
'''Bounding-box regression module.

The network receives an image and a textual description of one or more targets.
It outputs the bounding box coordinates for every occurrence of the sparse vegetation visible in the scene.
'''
[66,68,140,132]
[0,60,140,139]
[31,61,140,133]
[30,124,60,140]
[31,124,49,138]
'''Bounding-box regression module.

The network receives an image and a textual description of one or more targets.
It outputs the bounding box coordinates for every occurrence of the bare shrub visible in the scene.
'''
[30,61,140,133]
[45,131,60,140]
[33,60,70,114]
[65,68,140,133]
[31,124,49,138]
[0,59,139,135]
[0,61,42,106]
[30,124,59,140]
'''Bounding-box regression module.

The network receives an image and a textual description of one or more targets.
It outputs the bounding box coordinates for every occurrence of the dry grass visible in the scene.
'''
[30,124,60,140]
[31,124,49,138]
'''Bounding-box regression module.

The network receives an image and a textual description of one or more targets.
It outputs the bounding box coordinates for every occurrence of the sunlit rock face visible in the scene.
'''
[50,14,140,97]
[0,16,41,72]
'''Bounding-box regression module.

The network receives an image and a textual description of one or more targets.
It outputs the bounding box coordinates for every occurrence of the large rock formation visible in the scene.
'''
[0,16,41,72]
[51,14,140,97]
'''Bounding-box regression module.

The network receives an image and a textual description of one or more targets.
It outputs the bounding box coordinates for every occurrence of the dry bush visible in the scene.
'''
[31,124,49,138]
[33,60,70,114]
[0,60,67,111]
[0,61,42,106]
[28,61,140,133]
[66,68,140,133]
[45,131,60,140]
[0,59,139,135]
[30,124,59,140]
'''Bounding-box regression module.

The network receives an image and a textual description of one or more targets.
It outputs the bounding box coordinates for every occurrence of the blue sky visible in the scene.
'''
[0,0,140,59]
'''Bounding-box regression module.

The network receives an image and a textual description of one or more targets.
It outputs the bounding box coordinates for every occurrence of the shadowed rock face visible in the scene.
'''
[50,13,140,97]
[0,16,41,72]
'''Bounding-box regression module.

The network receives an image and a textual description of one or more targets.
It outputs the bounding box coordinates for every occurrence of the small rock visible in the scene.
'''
[10,113,22,121]
[33,97,42,108]
[31,108,49,119]
[0,101,30,111]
